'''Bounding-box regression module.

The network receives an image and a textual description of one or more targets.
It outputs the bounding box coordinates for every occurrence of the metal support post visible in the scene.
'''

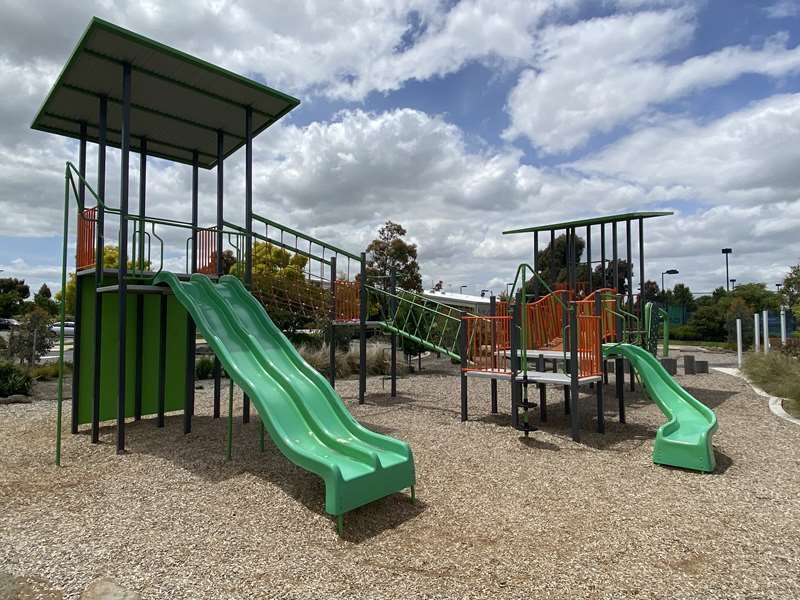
[359,252,367,404]
[459,312,468,422]
[390,267,397,397]
[329,256,337,387]
[116,62,131,455]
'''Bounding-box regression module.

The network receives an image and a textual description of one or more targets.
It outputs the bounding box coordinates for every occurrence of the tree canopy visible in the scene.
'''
[781,264,800,308]
[531,233,631,294]
[366,221,422,292]
[0,278,30,318]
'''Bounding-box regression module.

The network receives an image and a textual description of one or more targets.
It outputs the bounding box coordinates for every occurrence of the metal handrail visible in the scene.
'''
[252,213,361,262]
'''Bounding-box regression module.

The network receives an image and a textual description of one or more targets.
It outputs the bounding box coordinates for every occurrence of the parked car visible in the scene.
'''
[0,318,19,330]
[50,322,75,336]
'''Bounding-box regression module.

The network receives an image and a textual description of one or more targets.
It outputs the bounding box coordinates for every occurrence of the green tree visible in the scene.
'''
[642,280,660,303]
[726,296,754,347]
[671,283,696,312]
[366,221,422,292]
[33,283,58,316]
[689,304,727,341]
[55,273,77,317]
[780,264,800,307]
[535,234,585,289]
[55,245,151,317]
[731,283,780,312]
[0,278,30,318]
[7,307,56,366]
[235,241,322,333]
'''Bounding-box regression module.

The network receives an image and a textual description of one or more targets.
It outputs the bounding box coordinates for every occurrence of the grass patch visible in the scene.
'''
[299,343,408,379]
[666,340,734,350]
[742,352,800,411]
[29,362,71,381]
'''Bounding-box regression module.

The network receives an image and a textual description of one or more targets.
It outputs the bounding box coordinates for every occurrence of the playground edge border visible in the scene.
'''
[713,367,800,427]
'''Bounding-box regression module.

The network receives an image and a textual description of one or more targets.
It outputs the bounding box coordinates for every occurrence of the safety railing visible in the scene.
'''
[195,227,218,275]
[527,291,568,349]
[462,315,512,374]
[335,280,360,321]
[575,312,602,377]
[76,207,97,269]
[367,285,464,359]
[578,288,617,341]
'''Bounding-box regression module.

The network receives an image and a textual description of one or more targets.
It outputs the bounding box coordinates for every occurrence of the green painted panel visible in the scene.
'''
[76,274,189,425]
[77,275,96,424]
[164,294,189,413]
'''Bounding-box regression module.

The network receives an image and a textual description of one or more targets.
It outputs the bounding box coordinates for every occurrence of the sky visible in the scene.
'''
[1,0,800,298]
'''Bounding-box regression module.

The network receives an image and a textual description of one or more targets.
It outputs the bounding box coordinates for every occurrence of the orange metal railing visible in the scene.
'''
[462,315,512,374]
[526,291,569,349]
[579,288,618,342]
[576,312,602,377]
[196,228,217,275]
[76,207,96,270]
[335,280,360,321]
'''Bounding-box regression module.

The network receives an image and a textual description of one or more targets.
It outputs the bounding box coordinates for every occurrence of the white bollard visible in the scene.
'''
[763,309,770,353]
[754,313,760,353]
[781,307,787,346]
[736,318,743,368]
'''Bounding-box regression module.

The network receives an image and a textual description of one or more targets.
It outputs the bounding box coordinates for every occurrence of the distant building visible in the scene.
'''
[421,290,493,315]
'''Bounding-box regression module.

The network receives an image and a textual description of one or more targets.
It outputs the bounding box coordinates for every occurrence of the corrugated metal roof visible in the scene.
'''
[31,17,299,168]
[502,211,673,235]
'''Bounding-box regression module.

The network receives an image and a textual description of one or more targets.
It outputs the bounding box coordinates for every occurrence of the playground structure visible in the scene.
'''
[40,19,719,544]
[37,18,424,535]
[454,213,717,472]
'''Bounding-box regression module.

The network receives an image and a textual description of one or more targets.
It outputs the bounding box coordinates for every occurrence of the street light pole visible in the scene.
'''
[721,248,732,291]
[661,269,679,292]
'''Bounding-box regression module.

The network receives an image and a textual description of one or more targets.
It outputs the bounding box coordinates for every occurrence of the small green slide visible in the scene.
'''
[155,272,415,521]
[603,343,717,472]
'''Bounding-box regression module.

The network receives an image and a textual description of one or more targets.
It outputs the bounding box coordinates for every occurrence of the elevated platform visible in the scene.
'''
[465,369,601,385]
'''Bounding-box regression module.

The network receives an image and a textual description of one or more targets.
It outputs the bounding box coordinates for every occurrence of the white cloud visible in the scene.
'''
[765,1,800,18]
[503,9,800,154]
[573,93,800,203]
[1,0,800,298]
[0,0,574,103]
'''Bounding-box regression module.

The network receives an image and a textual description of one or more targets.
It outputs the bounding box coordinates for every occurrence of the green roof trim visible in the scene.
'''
[31,17,300,168]
[502,211,673,235]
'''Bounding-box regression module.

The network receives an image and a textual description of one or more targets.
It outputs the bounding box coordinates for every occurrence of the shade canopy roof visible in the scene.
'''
[31,17,300,168]
[502,211,673,235]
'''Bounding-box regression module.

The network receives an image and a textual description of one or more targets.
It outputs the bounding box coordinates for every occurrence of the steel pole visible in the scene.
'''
[116,61,131,455]
[736,318,743,368]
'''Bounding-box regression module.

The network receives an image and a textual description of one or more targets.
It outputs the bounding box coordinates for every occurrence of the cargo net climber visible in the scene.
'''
[219,214,364,333]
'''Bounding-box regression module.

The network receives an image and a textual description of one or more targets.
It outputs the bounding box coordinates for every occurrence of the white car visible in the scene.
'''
[50,322,75,336]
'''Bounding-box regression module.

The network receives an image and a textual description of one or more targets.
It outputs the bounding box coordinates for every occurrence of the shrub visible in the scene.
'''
[299,343,407,379]
[669,324,698,340]
[687,305,727,341]
[742,352,800,402]
[29,362,70,380]
[288,331,324,350]
[0,362,33,397]
[780,338,800,359]
[195,356,215,380]
[7,307,56,366]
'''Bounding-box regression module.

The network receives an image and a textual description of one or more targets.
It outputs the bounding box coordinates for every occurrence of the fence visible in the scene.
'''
[462,315,511,374]
[76,207,96,269]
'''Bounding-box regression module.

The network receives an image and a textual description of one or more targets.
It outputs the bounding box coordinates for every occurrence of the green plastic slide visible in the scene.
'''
[154,272,415,518]
[603,343,717,472]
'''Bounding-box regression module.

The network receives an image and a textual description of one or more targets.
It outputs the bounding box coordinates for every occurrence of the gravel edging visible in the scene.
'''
[713,367,800,427]
[3,367,800,599]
